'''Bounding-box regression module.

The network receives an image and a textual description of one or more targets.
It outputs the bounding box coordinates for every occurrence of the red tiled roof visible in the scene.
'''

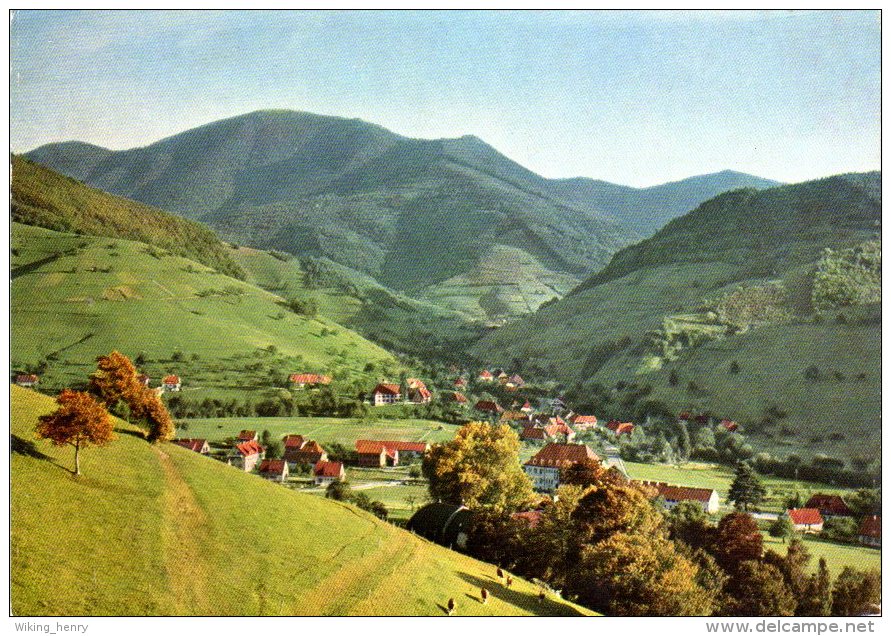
[635,480,716,503]
[478,370,493,379]
[174,438,207,452]
[289,373,332,385]
[372,383,401,395]
[163,375,180,384]
[806,494,853,516]
[282,434,305,449]
[521,400,533,411]
[788,508,824,526]
[475,400,503,413]
[444,391,468,403]
[356,440,386,455]
[15,374,39,383]
[721,419,739,432]
[314,460,344,478]
[859,515,881,539]
[237,430,256,441]
[525,443,599,468]
[235,440,263,457]
[299,440,325,455]
[355,440,427,454]
[570,414,598,425]
[521,426,547,440]
[406,378,427,390]
[606,420,635,435]
[258,459,287,475]
[415,387,432,399]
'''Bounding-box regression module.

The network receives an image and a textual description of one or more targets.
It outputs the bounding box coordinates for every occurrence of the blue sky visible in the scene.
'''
[10,10,880,187]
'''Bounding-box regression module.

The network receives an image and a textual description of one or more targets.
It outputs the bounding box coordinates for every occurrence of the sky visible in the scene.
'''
[9,9,881,187]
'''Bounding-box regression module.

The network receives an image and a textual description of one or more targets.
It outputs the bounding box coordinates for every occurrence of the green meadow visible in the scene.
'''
[11,386,593,616]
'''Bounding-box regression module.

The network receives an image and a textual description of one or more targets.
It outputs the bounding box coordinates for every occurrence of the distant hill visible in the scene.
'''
[546,170,781,237]
[25,110,775,323]
[11,154,245,280]
[11,386,594,616]
[11,223,400,395]
[472,173,881,463]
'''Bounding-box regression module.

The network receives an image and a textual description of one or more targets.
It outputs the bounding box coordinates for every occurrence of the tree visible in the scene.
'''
[727,462,766,511]
[326,480,352,501]
[831,567,881,616]
[668,369,679,386]
[769,516,795,544]
[729,361,741,374]
[722,560,796,616]
[712,512,763,572]
[667,501,714,551]
[88,350,144,417]
[569,533,715,616]
[571,481,666,545]
[35,389,116,475]
[422,421,534,511]
[142,391,176,442]
[797,558,832,616]
[821,516,859,543]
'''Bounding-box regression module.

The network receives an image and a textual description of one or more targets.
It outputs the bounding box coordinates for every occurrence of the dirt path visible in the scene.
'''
[152,445,212,614]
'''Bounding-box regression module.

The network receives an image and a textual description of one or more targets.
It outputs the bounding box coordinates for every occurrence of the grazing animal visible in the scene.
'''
[538,590,546,603]
[447,597,456,615]
[496,567,504,580]
[506,575,513,588]
[481,588,489,604]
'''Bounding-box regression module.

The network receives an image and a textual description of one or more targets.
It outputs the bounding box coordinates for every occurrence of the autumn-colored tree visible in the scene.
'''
[571,480,666,544]
[721,560,796,616]
[831,567,882,616]
[712,512,763,572]
[422,421,534,511]
[569,533,715,616]
[797,557,832,616]
[88,350,144,416]
[764,538,811,610]
[35,389,116,475]
[142,390,176,442]
[465,507,530,573]
[560,458,612,487]
[667,501,716,551]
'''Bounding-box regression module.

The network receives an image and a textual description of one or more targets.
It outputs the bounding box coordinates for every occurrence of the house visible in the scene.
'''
[406,503,473,550]
[635,481,720,514]
[478,370,494,382]
[520,400,534,414]
[520,425,551,442]
[314,460,345,486]
[442,391,468,405]
[500,410,530,423]
[287,440,327,465]
[162,375,181,391]
[136,374,150,387]
[356,440,398,467]
[474,400,503,414]
[258,459,289,483]
[496,370,509,382]
[173,438,210,454]
[786,508,825,533]
[453,377,467,388]
[805,494,853,518]
[282,434,305,450]
[721,419,739,432]
[508,374,525,387]
[386,441,429,462]
[569,414,599,430]
[237,430,258,443]
[511,510,544,528]
[548,417,575,441]
[406,379,432,404]
[858,515,881,547]
[606,420,635,436]
[289,373,332,389]
[228,440,264,472]
[523,443,599,492]
[371,383,402,406]
[14,374,39,388]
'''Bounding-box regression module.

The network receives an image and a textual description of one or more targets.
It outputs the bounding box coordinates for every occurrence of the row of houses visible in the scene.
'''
[370,379,432,406]
[356,440,430,467]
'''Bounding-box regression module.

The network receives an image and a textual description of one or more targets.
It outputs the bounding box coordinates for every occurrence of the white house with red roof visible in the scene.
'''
[173,438,210,454]
[162,375,181,391]
[237,429,258,442]
[371,383,401,406]
[355,440,428,466]
[314,460,345,486]
[289,373,332,389]
[406,378,432,404]
[15,374,39,388]
[858,515,881,547]
[523,443,599,492]
[228,440,264,472]
[477,370,494,382]
[520,400,534,414]
[786,508,825,533]
[569,414,599,430]
[442,391,468,405]
[635,480,720,514]
[258,459,289,483]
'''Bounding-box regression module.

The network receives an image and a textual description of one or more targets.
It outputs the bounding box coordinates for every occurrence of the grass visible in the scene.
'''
[11,223,402,397]
[761,534,880,577]
[11,385,594,616]
[180,416,459,447]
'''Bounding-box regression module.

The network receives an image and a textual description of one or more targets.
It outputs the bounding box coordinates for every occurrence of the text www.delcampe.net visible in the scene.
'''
[706,621,876,634]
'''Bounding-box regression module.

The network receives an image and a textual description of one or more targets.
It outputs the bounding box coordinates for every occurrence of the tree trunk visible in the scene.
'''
[74,439,81,476]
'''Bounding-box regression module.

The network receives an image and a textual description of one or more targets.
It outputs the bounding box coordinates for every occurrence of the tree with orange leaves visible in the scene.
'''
[36,389,116,476]
[142,390,175,442]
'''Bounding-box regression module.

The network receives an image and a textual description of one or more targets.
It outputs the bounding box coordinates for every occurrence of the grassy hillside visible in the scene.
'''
[11,223,400,396]
[11,386,593,616]
[231,247,485,360]
[473,174,881,463]
[11,155,244,280]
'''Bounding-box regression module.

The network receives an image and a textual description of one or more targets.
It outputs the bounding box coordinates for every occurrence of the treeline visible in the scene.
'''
[11,155,246,280]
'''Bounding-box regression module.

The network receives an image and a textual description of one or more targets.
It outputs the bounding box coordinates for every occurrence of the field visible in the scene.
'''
[11,223,402,396]
[761,534,880,577]
[180,415,459,447]
[11,386,593,616]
